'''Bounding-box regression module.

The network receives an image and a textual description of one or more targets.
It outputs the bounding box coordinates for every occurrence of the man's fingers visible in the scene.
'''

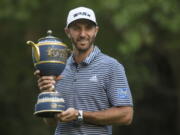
[39,84,54,91]
[36,75,62,92]
[34,70,40,75]
[55,75,63,81]
[55,108,78,122]
[38,79,56,87]
[34,70,41,78]
[37,76,57,92]
[38,76,55,82]
[60,112,71,121]
[61,110,71,117]
[56,113,72,122]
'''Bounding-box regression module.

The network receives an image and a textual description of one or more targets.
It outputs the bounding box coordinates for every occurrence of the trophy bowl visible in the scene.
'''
[27,30,68,117]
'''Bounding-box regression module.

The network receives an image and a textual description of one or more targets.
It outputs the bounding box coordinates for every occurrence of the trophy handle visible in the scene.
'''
[27,41,40,62]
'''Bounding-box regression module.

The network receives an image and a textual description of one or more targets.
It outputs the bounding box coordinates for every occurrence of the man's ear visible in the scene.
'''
[64,27,71,38]
[95,26,99,37]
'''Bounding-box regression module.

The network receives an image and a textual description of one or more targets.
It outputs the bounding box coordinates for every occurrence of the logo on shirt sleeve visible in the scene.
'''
[118,88,129,99]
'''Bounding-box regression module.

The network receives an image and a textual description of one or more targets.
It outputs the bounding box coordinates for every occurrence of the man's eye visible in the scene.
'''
[86,25,94,30]
[72,26,79,30]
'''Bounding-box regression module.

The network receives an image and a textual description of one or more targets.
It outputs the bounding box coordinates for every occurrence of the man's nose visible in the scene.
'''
[79,29,86,37]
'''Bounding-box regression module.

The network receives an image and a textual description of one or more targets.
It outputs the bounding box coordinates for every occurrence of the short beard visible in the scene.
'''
[71,35,96,53]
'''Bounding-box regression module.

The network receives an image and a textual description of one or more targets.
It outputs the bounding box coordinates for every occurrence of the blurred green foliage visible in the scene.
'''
[0,0,180,135]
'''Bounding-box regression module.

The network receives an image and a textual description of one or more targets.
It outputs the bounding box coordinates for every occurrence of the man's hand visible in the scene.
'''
[34,70,63,92]
[55,108,79,122]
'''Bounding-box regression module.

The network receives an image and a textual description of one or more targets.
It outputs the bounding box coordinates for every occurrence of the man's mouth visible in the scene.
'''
[77,39,88,44]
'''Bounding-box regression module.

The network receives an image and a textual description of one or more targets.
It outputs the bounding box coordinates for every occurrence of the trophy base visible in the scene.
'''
[34,110,63,117]
[34,92,66,118]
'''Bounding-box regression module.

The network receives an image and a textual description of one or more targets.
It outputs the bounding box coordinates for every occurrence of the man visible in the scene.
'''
[36,6,133,135]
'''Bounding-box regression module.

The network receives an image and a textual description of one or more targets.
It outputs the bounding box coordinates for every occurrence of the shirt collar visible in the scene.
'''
[69,46,101,65]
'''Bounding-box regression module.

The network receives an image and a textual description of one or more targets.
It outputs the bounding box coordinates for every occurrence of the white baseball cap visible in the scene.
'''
[66,7,97,27]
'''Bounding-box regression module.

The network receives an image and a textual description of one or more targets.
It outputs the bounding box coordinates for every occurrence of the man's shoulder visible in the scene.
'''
[98,53,123,66]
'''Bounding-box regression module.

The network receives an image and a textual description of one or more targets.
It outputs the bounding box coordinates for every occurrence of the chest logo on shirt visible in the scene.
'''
[118,88,129,99]
[89,75,98,82]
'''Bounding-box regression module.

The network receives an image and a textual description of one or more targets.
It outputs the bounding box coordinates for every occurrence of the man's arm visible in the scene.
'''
[55,106,133,126]
[83,106,133,125]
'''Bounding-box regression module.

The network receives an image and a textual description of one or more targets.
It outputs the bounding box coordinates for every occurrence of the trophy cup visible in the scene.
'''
[27,30,68,117]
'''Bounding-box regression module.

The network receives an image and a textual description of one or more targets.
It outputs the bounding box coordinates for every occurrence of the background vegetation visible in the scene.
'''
[0,0,179,134]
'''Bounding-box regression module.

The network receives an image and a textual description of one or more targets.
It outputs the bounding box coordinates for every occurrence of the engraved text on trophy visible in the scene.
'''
[47,47,68,62]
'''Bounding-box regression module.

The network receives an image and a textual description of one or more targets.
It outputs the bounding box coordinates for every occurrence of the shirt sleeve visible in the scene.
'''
[106,61,133,107]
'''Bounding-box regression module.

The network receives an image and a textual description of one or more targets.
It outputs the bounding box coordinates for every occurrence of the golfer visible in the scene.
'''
[37,6,133,135]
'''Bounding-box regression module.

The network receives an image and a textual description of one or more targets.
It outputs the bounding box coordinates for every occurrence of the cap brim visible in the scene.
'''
[67,18,97,27]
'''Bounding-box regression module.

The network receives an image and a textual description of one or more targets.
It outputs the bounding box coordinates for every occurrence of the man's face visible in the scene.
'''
[65,19,99,52]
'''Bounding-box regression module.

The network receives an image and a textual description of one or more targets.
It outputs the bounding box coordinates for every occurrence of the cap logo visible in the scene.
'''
[73,12,91,18]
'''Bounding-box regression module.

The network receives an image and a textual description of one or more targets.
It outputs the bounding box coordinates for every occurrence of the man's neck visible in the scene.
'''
[73,45,94,64]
